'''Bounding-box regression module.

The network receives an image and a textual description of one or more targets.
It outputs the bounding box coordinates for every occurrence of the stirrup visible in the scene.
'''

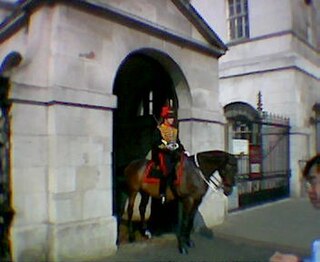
[160,194,166,204]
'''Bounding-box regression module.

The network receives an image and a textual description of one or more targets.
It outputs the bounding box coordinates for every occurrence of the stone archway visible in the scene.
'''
[0,51,21,261]
[113,53,177,171]
[113,49,190,175]
[112,48,190,235]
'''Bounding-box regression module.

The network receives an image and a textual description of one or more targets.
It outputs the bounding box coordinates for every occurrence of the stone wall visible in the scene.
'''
[1,2,227,260]
[193,0,320,197]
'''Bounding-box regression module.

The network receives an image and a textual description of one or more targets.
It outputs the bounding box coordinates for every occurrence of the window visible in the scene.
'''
[233,121,251,141]
[316,120,320,153]
[138,91,153,116]
[313,104,320,153]
[227,0,249,41]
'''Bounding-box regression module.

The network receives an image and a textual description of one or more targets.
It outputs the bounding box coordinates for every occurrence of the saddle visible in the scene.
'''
[143,158,184,186]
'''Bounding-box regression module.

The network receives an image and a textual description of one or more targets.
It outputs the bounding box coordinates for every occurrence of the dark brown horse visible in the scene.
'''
[118,150,237,254]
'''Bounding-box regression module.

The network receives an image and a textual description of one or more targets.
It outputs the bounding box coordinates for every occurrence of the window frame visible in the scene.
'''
[227,0,250,42]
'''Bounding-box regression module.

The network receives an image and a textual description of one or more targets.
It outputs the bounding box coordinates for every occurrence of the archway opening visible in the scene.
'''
[112,51,184,236]
[113,53,178,171]
[0,51,21,261]
[0,76,13,261]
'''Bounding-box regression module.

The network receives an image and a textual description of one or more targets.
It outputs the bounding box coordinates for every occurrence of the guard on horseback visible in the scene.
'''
[152,105,185,204]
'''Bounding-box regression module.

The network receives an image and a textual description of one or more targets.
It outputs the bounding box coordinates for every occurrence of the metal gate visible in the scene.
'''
[236,112,290,208]
[0,77,13,261]
[224,100,290,209]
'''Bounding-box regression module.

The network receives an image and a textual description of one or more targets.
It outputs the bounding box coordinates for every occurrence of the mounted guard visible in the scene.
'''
[120,150,237,254]
[151,105,186,204]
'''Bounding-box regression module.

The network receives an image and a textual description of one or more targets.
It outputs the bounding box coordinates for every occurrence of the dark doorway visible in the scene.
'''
[113,53,177,170]
[112,52,179,235]
[0,77,13,261]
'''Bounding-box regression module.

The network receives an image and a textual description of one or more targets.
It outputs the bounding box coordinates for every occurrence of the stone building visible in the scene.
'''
[0,0,229,260]
[192,0,320,200]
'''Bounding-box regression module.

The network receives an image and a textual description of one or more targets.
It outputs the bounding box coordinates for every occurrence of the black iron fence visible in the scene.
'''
[235,112,290,208]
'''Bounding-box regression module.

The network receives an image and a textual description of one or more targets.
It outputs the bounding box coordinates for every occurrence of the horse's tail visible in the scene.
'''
[115,165,129,193]
[114,165,129,245]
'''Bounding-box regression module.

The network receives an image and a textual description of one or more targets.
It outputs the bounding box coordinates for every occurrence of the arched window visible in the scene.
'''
[224,102,261,177]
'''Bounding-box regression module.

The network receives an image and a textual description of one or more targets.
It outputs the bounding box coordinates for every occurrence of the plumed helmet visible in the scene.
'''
[160,105,175,118]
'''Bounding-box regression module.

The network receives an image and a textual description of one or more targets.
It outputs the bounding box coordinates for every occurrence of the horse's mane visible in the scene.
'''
[188,150,236,177]
[190,150,236,164]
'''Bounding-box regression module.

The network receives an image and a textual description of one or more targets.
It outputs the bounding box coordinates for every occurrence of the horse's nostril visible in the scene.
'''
[223,186,233,196]
[224,189,232,196]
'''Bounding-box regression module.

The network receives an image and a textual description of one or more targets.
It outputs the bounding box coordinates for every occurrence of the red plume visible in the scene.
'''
[161,106,174,118]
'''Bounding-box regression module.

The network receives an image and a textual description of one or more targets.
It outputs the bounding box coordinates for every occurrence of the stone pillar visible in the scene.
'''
[46,103,117,261]
[10,84,118,261]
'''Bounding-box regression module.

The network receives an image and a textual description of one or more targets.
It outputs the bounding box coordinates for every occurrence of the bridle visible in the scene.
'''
[193,153,224,192]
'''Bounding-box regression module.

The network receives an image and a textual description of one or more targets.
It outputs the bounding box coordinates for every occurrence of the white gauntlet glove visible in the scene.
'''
[166,142,179,151]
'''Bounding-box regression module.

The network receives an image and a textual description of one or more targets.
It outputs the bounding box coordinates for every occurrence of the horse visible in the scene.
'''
[117,150,238,254]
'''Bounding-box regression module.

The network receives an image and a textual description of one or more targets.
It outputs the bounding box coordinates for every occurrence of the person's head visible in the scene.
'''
[160,106,175,126]
[303,154,320,209]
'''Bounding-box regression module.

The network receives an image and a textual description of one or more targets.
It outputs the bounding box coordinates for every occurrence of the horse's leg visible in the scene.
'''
[177,197,194,254]
[127,191,138,242]
[139,191,151,239]
[184,199,201,248]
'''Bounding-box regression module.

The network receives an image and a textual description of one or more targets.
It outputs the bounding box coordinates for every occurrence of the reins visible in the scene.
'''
[193,153,222,192]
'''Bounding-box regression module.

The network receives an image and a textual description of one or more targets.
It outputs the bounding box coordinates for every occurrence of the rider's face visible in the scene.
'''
[165,117,174,125]
[306,170,320,209]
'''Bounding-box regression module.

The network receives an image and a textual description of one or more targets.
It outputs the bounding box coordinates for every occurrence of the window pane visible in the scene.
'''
[229,0,234,16]
[227,0,249,41]
[230,19,236,39]
[149,91,153,115]
[245,16,249,37]
[244,0,248,11]
[237,17,243,37]
[317,121,320,152]
[229,5,234,16]
[236,0,241,14]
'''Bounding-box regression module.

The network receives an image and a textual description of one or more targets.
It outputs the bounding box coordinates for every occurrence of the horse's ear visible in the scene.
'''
[226,152,236,163]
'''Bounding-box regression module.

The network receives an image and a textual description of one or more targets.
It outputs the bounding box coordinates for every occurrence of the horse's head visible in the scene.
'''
[193,150,238,196]
[218,154,237,196]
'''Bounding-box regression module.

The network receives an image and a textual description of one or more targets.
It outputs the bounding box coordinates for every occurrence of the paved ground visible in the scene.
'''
[212,198,320,255]
[103,233,282,262]
[101,198,320,262]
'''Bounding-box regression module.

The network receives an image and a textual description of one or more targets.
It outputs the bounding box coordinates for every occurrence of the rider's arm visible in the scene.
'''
[152,128,166,150]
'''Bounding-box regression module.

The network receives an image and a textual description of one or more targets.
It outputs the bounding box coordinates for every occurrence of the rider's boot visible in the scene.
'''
[150,165,160,178]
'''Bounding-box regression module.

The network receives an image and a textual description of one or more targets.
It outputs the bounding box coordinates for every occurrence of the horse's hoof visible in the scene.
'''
[179,246,188,254]
[186,239,195,248]
[144,230,152,239]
